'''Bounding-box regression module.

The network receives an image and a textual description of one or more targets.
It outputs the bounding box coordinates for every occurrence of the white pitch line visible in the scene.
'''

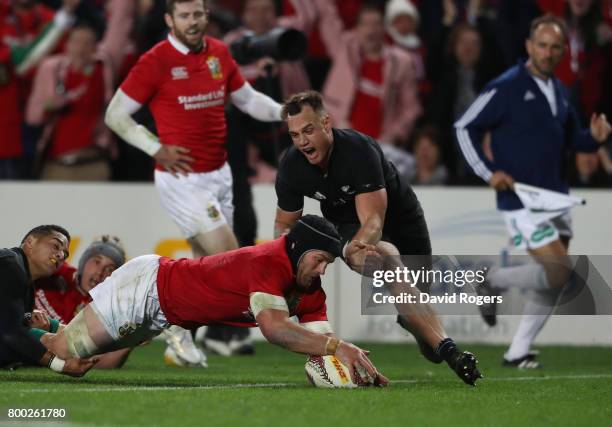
[0,382,298,394]
[395,373,612,384]
[2,373,612,394]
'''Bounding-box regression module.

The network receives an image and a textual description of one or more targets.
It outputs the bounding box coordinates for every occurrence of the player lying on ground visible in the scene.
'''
[29,235,133,369]
[39,215,388,385]
[274,91,482,385]
[0,225,98,377]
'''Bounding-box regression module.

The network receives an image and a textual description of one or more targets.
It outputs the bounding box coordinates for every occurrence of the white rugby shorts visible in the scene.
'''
[502,208,572,250]
[154,162,234,238]
[89,255,169,346]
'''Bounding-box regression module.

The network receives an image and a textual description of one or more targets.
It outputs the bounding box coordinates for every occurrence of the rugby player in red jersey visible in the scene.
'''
[34,236,125,324]
[105,0,283,360]
[39,216,389,385]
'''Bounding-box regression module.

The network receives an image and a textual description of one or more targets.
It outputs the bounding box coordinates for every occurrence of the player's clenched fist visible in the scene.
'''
[488,170,515,191]
[345,240,380,274]
[28,310,51,331]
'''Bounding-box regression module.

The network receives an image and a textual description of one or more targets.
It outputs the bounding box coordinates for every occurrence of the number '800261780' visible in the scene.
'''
[7,408,66,418]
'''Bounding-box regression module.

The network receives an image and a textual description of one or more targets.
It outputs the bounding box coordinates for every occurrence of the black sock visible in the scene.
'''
[435,338,458,363]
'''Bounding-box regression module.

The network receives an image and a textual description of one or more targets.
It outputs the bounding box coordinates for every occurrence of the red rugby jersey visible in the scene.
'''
[0,43,22,159]
[34,263,91,323]
[49,61,106,158]
[156,237,328,330]
[350,58,384,139]
[120,35,246,173]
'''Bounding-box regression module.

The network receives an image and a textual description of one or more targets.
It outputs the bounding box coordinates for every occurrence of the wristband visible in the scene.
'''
[325,337,341,355]
[49,318,60,333]
[48,355,66,373]
[29,328,48,341]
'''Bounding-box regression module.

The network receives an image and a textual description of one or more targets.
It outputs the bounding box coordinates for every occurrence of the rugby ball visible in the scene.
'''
[305,355,371,388]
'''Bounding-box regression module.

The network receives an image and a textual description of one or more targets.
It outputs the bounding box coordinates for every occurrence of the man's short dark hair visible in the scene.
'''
[71,21,103,42]
[166,0,207,15]
[21,225,70,245]
[529,14,567,41]
[281,91,327,121]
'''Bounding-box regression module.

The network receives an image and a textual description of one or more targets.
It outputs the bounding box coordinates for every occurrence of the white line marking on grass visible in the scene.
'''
[1,382,298,394]
[394,373,612,384]
[3,373,612,394]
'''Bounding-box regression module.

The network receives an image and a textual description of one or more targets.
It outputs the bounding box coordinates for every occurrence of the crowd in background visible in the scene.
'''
[1,0,611,187]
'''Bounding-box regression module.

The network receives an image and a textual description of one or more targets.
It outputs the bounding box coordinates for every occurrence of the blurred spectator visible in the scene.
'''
[282,0,366,90]
[384,0,425,86]
[0,0,77,179]
[2,0,63,170]
[379,143,416,184]
[26,22,114,180]
[1,1,51,36]
[98,0,137,80]
[206,6,239,39]
[133,0,169,54]
[425,13,504,180]
[310,1,421,144]
[419,0,494,52]
[555,0,612,123]
[1,1,56,76]
[494,0,542,65]
[572,151,609,187]
[411,126,448,185]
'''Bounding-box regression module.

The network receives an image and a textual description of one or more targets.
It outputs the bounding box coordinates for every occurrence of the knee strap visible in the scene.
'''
[64,310,99,358]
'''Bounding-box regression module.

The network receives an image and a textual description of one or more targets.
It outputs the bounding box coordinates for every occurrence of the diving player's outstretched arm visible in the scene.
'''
[256,308,387,385]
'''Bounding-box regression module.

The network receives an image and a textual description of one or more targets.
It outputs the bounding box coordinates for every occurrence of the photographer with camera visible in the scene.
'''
[224,0,312,104]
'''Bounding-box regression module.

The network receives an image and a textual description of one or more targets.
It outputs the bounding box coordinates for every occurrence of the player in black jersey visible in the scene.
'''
[274,91,482,386]
[1,225,97,376]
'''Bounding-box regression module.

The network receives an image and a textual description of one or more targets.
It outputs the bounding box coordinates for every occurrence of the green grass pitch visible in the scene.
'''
[1,341,611,427]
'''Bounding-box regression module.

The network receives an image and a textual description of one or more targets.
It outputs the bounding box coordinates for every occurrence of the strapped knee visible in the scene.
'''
[63,310,99,358]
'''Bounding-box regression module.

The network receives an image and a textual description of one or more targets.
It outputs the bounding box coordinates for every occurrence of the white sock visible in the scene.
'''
[504,290,557,360]
[488,263,549,291]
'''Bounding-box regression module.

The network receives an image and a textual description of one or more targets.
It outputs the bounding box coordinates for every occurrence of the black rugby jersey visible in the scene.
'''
[276,128,419,224]
[0,248,48,365]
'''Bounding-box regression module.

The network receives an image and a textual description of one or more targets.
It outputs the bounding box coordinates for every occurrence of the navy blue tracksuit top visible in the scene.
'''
[454,61,599,210]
